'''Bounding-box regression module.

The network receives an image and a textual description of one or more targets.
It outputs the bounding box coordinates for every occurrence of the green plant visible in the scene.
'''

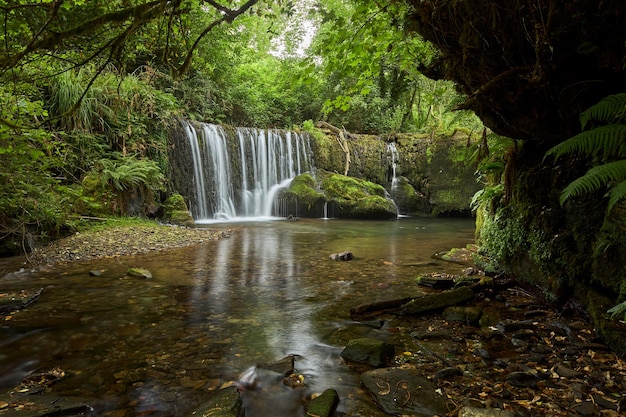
[545,93,626,213]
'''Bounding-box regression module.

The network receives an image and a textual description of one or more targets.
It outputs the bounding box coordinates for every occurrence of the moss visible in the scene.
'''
[163,193,188,212]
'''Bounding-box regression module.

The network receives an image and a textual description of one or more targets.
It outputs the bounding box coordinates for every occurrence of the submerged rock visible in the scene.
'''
[361,367,447,416]
[184,386,241,417]
[126,267,152,279]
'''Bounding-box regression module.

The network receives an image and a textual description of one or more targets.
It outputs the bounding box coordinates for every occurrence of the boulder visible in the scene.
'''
[341,338,395,367]
[162,193,195,227]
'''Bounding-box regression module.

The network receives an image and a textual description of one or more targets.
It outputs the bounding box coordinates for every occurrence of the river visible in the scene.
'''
[0,217,474,416]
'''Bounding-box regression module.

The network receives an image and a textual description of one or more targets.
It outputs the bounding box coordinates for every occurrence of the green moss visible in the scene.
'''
[321,173,386,201]
[163,193,188,212]
[284,173,324,209]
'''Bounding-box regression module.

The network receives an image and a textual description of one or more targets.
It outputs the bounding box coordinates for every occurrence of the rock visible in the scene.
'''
[361,367,448,416]
[552,363,583,378]
[0,393,93,416]
[416,274,455,289]
[306,389,339,417]
[329,251,353,261]
[495,319,536,333]
[442,306,482,323]
[398,286,474,315]
[341,338,395,367]
[89,269,106,276]
[236,367,307,417]
[126,267,152,279]
[458,406,515,417]
[572,401,598,416]
[506,371,538,388]
[184,386,241,417]
[162,193,195,227]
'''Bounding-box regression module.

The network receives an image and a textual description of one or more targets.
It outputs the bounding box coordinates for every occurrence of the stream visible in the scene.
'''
[0,217,475,416]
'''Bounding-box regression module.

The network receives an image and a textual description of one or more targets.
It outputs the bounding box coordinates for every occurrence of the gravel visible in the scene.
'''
[28,223,231,269]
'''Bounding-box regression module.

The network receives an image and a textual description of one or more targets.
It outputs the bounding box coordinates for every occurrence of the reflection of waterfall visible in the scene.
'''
[387,142,399,190]
[180,121,314,221]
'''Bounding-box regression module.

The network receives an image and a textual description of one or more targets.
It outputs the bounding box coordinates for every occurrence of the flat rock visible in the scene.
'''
[361,367,448,416]
[306,389,339,417]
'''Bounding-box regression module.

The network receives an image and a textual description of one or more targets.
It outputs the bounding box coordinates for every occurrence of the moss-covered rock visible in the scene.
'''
[162,194,195,227]
[320,173,398,219]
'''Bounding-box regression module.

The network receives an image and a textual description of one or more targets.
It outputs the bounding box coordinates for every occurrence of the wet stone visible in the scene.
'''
[443,306,482,323]
[572,400,598,416]
[126,267,152,279]
[361,367,448,417]
[434,366,463,381]
[184,386,241,417]
[306,389,339,417]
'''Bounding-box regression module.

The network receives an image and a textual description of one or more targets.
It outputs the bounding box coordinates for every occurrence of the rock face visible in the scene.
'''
[361,367,448,416]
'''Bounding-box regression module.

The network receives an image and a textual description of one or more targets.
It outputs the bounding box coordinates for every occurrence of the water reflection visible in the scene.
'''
[0,218,474,416]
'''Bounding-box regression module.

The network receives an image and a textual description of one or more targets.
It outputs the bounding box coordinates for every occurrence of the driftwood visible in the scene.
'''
[316,121,351,176]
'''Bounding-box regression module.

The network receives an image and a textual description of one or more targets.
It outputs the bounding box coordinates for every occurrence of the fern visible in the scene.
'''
[545,94,626,213]
[580,93,626,129]
[560,160,626,205]
[544,125,626,160]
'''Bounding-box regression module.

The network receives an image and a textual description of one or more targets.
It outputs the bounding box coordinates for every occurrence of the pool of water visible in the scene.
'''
[0,217,475,416]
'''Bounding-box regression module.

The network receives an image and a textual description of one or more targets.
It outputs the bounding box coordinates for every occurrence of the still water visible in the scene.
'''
[0,218,474,416]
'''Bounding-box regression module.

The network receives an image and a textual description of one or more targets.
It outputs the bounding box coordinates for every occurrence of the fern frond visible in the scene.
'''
[545,124,626,161]
[607,300,626,321]
[560,160,626,205]
[580,93,626,129]
[607,179,626,212]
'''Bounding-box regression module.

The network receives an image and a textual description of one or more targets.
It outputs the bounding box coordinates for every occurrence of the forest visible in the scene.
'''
[1,0,625,351]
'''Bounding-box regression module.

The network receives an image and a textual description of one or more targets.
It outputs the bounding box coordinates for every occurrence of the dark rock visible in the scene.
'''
[341,338,395,367]
[361,367,448,416]
[506,371,538,388]
[184,386,241,417]
[235,367,307,417]
[306,389,339,417]
[257,355,295,376]
[434,366,463,381]
[126,267,152,279]
[329,251,353,261]
[552,363,583,378]
[416,274,455,289]
[411,330,453,340]
[397,286,474,315]
[88,269,106,277]
[473,348,493,360]
[591,393,617,410]
[572,400,598,416]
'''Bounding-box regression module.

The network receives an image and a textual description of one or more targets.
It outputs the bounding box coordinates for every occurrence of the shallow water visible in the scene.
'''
[0,217,474,416]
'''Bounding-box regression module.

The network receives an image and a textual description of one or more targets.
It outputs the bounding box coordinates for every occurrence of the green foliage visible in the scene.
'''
[545,94,626,213]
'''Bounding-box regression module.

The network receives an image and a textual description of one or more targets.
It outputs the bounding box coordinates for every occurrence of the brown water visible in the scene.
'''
[0,218,474,416]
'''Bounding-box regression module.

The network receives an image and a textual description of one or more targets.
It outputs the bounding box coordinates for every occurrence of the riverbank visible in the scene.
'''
[26,220,232,270]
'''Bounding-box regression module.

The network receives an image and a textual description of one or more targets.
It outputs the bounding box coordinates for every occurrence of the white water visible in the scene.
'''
[387,142,399,190]
[182,122,313,222]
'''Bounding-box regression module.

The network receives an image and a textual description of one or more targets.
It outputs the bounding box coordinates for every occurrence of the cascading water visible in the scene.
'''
[181,121,314,222]
[387,142,399,190]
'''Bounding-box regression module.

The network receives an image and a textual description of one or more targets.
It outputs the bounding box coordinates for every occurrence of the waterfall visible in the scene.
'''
[180,121,313,222]
[387,142,399,190]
